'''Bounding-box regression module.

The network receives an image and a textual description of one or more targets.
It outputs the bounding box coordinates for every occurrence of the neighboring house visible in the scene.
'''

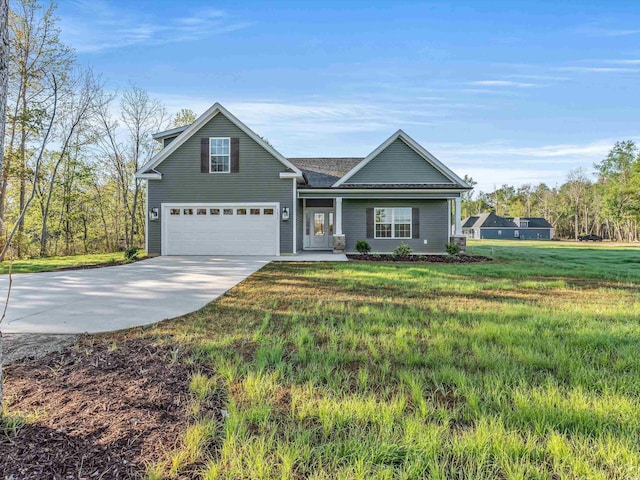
[462,212,554,240]
[135,102,471,256]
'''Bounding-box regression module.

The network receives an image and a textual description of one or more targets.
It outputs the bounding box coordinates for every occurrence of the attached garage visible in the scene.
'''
[162,203,280,256]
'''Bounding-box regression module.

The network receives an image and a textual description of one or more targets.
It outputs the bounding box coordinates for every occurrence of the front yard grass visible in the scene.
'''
[0,251,146,274]
[139,241,640,479]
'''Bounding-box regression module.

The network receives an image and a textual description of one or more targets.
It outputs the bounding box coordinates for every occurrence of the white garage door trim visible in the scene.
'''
[161,202,280,256]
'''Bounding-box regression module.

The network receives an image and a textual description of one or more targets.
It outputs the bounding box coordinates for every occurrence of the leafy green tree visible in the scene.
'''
[172,108,196,127]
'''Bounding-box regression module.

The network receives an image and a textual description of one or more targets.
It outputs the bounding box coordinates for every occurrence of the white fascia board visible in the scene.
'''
[136,172,162,180]
[333,129,470,188]
[279,172,305,182]
[136,102,304,177]
[298,188,467,195]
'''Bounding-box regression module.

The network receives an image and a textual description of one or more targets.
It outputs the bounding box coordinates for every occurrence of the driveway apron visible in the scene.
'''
[0,256,271,334]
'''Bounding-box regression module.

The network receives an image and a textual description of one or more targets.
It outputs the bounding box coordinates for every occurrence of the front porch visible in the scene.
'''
[298,194,464,254]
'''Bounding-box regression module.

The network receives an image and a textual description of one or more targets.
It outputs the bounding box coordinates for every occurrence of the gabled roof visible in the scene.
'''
[463,213,553,229]
[512,217,553,228]
[333,129,471,188]
[136,103,304,179]
[462,212,518,229]
[289,157,363,187]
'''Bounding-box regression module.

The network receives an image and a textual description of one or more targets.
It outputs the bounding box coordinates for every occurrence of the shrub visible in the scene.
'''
[355,240,371,255]
[393,242,413,257]
[124,246,139,262]
[446,242,461,256]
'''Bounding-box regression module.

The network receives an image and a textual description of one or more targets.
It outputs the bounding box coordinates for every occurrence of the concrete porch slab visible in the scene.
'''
[274,252,348,262]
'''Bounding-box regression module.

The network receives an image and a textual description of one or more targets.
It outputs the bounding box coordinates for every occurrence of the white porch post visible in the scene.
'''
[335,197,343,235]
[454,197,462,235]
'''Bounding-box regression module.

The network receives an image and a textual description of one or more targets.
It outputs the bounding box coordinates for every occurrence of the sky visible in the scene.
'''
[56,0,640,192]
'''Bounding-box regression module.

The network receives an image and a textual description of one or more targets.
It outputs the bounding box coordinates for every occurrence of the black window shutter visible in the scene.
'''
[200,138,209,173]
[366,208,374,238]
[230,138,240,173]
[412,207,420,238]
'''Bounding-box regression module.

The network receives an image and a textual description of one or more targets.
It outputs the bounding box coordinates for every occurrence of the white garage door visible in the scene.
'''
[162,204,279,255]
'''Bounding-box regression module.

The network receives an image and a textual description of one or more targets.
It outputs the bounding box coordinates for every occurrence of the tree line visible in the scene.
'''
[462,141,640,241]
[0,0,199,260]
[2,1,639,260]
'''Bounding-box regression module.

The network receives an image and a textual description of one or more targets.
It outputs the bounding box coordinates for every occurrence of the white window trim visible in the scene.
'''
[209,137,231,174]
[374,207,412,239]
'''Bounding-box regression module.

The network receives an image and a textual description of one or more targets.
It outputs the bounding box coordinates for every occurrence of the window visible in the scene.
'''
[170,208,180,215]
[514,230,519,237]
[223,208,233,215]
[210,208,220,215]
[374,207,411,239]
[250,208,260,215]
[520,221,529,228]
[209,137,230,173]
[197,208,207,215]
[183,208,193,215]
[237,208,247,215]
[498,230,502,236]
[263,208,274,215]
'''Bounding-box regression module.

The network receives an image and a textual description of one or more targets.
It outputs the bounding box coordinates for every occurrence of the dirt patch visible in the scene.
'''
[0,335,210,479]
[2,334,78,364]
[348,253,492,263]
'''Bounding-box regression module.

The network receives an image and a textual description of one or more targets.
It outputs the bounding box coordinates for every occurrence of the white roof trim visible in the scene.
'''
[298,188,466,195]
[332,129,470,188]
[137,172,162,179]
[136,102,304,177]
[151,125,189,140]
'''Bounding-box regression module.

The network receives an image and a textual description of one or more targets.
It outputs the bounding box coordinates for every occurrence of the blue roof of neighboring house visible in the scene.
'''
[462,213,552,229]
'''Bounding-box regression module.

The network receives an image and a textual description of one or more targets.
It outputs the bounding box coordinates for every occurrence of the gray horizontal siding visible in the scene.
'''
[347,138,451,184]
[343,199,449,253]
[148,113,294,255]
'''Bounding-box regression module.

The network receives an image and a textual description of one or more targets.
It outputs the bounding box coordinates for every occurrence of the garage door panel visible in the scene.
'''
[163,204,279,255]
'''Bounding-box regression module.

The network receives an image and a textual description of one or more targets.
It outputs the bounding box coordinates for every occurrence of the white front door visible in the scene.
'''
[162,203,279,255]
[304,209,334,249]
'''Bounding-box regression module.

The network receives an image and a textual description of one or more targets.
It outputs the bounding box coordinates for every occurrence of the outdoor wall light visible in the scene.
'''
[149,207,159,221]
[281,207,290,221]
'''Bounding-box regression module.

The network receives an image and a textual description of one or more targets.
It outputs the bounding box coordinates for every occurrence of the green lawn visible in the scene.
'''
[136,241,640,479]
[0,251,146,274]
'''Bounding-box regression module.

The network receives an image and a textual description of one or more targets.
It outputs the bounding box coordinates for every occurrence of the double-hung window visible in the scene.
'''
[375,207,411,239]
[210,137,230,173]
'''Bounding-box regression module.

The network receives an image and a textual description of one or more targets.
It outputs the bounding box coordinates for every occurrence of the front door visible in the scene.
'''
[305,209,334,249]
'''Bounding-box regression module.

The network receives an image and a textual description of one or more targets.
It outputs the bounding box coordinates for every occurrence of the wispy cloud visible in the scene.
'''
[606,59,640,65]
[467,80,538,88]
[573,24,640,37]
[558,66,639,73]
[60,1,252,53]
[429,139,635,191]
[433,140,616,161]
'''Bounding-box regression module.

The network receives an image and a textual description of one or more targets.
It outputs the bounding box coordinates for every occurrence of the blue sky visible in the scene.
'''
[58,0,640,191]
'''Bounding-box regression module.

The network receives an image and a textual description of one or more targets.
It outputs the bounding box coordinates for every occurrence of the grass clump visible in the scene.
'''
[138,240,640,479]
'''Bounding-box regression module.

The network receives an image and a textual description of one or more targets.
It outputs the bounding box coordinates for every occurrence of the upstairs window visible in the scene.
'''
[520,220,529,228]
[210,137,230,173]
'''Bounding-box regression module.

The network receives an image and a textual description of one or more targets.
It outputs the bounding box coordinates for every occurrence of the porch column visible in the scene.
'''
[333,197,345,253]
[454,197,462,235]
[335,197,343,235]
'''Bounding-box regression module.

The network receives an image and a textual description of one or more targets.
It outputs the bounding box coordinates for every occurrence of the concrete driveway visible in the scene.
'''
[0,256,271,334]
